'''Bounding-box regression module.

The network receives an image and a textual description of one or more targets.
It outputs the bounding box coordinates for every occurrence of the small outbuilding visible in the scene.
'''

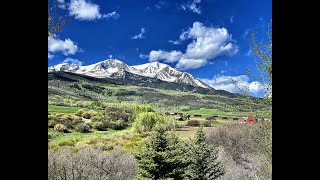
[238,116,256,124]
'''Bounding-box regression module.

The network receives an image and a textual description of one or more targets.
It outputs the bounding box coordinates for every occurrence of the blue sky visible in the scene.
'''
[48,0,272,97]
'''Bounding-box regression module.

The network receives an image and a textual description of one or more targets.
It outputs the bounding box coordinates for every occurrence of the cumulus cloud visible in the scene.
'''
[176,58,207,70]
[68,0,118,21]
[103,11,120,19]
[62,57,83,66]
[69,0,102,20]
[149,50,183,63]
[181,22,238,59]
[147,21,238,70]
[131,27,146,39]
[48,35,79,56]
[201,75,265,95]
[181,0,202,14]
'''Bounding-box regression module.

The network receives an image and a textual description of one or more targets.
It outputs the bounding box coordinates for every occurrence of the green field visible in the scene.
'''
[48,105,104,114]
[186,108,250,118]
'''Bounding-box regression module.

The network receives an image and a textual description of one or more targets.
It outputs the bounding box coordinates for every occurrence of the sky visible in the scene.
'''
[48,0,272,97]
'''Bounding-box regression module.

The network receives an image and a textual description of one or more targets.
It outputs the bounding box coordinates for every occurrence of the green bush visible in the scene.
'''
[205,116,216,121]
[105,106,135,123]
[75,123,91,133]
[93,122,108,131]
[202,120,211,127]
[113,120,126,130]
[54,124,67,133]
[187,120,200,127]
[75,109,85,116]
[165,117,177,131]
[82,112,91,119]
[133,112,165,133]
[91,116,102,122]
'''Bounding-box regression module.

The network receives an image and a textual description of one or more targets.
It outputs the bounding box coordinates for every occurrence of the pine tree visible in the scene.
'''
[134,124,185,179]
[184,127,225,180]
[165,132,187,179]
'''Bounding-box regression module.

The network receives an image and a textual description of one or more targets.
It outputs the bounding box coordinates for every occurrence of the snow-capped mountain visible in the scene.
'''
[48,59,211,89]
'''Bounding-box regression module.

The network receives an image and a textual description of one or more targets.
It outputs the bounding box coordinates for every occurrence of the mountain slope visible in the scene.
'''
[48,59,211,89]
[48,71,238,97]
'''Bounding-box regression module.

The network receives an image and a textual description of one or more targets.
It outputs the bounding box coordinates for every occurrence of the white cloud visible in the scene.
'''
[181,0,202,14]
[147,21,238,70]
[201,75,265,95]
[230,16,234,23]
[149,50,183,63]
[48,53,54,59]
[182,22,238,59]
[48,35,79,56]
[69,0,112,21]
[131,27,146,39]
[62,57,83,66]
[139,54,149,59]
[168,40,181,45]
[108,55,113,58]
[103,11,120,19]
[175,58,207,70]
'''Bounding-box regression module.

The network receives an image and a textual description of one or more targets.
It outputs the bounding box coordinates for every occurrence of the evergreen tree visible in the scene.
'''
[165,132,188,179]
[135,124,185,179]
[184,127,225,180]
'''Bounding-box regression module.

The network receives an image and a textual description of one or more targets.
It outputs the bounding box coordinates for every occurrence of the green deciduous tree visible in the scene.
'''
[248,20,272,105]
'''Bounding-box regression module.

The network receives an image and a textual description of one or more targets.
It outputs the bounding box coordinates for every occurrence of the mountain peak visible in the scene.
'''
[48,59,212,89]
[103,59,123,63]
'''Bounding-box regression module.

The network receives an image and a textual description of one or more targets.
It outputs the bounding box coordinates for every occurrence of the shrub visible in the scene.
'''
[205,116,216,121]
[48,146,136,180]
[105,106,134,123]
[75,123,91,133]
[165,117,177,131]
[187,120,200,127]
[54,124,67,133]
[206,122,272,180]
[75,109,85,116]
[202,120,211,127]
[93,122,108,131]
[110,120,127,130]
[91,116,102,122]
[82,112,91,119]
[133,112,165,133]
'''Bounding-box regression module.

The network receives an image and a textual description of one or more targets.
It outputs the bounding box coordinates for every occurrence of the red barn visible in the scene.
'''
[238,116,256,124]
[246,116,256,123]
